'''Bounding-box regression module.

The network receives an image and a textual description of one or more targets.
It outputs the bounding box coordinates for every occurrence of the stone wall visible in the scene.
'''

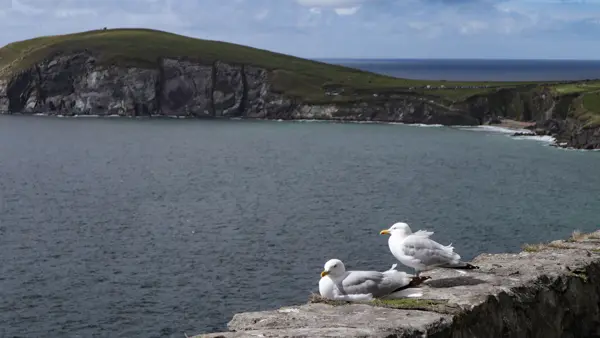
[196,230,600,338]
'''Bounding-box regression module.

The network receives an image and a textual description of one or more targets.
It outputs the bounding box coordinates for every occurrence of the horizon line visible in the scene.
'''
[315,57,600,62]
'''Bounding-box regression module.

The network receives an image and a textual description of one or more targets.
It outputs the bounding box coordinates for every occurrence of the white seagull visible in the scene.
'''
[380,222,479,277]
[318,258,428,301]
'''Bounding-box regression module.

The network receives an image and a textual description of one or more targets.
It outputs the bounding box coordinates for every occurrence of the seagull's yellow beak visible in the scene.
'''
[321,270,329,277]
[380,229,390,235]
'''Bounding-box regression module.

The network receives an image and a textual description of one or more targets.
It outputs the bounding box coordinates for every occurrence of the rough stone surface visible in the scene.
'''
[1,53,160,116]
[0,52,478,125]
[554,119,600,150]
[159,58,213,117]
[457,88,556,124]
[196,230,600,338]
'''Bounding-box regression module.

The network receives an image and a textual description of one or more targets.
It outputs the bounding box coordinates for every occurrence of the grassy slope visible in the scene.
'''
[0,28,598,126]
[0,28,538,103]
[551,82,600,127]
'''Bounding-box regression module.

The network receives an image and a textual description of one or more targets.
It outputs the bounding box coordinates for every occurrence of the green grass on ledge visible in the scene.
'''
[0,28,545,103]
[581,92,600,127]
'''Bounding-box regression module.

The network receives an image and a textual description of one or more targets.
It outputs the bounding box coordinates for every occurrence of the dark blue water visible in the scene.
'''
[322,59,600,81]
[1,116,599,337]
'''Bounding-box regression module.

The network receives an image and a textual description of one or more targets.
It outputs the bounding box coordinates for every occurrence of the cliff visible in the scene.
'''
[0,52,477,125]
[196,230,600,338]
[0,28,599,149]
[455,87,600,149]
[0,28,483,125]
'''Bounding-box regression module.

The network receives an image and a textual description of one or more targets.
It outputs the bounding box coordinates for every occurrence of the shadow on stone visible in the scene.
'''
[426,276,487,288]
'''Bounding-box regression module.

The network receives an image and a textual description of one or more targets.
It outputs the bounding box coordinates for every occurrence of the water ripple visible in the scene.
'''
[0,116,599,337]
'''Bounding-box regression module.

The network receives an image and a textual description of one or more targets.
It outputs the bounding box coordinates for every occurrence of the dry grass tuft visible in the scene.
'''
[568,230,587,242]
[548,241,571,249]
[523,243,546,252]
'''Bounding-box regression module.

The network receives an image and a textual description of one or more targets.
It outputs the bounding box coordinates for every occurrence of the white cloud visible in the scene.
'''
[334,6,360,15]
[296,0,366,7]
[54,8,97,18]
[0,0,598,59]
[459,20,488,35]
[254,8,270,21]
[11,0,44,15]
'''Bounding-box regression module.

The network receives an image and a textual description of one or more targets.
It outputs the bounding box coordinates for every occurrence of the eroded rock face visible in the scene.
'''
[213,62,243,117]
[535,118,600,149]
[0,53,160,116]
[0,52,477,125]
[159,58,213,117]
[458,88,556,124]
[198,230,600,338]
[557,120,600,150]
[243,66,269,118]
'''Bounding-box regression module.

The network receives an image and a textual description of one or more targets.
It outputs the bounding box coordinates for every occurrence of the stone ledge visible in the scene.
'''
[196,230,600,338]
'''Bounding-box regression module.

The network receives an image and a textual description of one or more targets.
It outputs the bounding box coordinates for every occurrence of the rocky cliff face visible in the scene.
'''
[2,52,598,149]
[0,52,478,125]
[542,119,600,150]
[456,87,556,124]
[458,88,600,149]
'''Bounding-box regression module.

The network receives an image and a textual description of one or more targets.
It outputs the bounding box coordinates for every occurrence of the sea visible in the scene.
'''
[324,58,600,82]
[1,59,600,338]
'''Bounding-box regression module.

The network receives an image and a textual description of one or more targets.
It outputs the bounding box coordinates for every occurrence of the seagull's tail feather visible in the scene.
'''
[384,288,424,299]
[440,243,461,263]
[385,263,398,272]
[384,275,430,299]
[389,276,431,294]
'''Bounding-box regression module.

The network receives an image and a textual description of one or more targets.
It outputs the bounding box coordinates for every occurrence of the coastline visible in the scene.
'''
[494,118,536,130]
[2,113,569,149]
[0,29,598,151]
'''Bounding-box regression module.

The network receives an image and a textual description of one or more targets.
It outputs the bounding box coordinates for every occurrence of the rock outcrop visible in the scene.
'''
[456,88,600,149]
[457,87,556,124]
[196,230,600,338]
[538,119,600,150]
[0,52,478,125]
[564,125,600,149]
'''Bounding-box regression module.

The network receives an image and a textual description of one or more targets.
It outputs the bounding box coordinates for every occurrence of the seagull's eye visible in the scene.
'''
[333,264,337,268]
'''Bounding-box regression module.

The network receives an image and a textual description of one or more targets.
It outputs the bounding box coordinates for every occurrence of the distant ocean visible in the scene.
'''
[321,59,600,82]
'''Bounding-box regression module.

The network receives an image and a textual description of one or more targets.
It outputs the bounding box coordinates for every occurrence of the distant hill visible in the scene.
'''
[0,28,597,149]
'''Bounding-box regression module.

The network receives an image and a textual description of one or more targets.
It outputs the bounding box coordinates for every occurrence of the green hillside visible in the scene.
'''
[0,28,534,102]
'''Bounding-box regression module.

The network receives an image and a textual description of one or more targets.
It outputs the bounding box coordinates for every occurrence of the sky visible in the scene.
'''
[1,0,600,59]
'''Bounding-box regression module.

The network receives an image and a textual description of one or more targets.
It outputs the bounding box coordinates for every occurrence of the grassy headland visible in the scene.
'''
[0,29,549,100]
[0,28,599,127]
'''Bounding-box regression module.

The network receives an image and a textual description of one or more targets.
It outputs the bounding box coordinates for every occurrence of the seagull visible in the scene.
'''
[380,222,479,277]
[318,258,428,301]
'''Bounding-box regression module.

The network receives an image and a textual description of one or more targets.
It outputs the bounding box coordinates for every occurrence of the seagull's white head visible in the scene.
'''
[380,222,412,237]
[321,259,346,278]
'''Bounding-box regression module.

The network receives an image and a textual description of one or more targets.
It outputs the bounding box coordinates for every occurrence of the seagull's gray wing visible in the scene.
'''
[337,270,409,298]
[402,235,461,268]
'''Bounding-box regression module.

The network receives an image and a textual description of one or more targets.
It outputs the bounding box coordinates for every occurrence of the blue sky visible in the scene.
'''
[2,0,600,59]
